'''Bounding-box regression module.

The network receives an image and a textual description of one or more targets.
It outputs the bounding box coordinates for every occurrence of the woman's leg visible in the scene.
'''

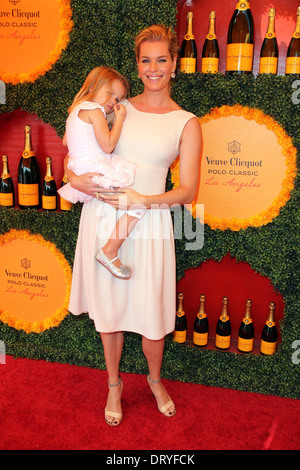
[142,336,176,417]
[100,331,124,425]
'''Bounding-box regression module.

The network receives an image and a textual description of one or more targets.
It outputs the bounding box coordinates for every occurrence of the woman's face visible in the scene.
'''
[93,79,126,114]
[137,40,176,93]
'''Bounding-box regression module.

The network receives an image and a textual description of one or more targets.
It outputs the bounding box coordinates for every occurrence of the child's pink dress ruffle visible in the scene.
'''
[58,154,136,203]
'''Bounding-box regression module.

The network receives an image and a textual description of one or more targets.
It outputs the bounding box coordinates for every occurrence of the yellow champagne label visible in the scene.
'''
[18,183,39,206]
[259,57,278,74]
[202,57,219,73]
[206,33,217,40]
[0,193,13,206]
[266,320,276,328]
[180,57,196,73]
[42,195,56,210]
[193,331,208,346]
[60,198,72,210]
[226,43,253,71]
[266,32,276,39]
[176,311,185,317]
[260,339,277,355]
[22,151,36,158]
[236,1,250,10]
[1,173,11,179]
[44,176,55,182]
[215,334,231,348]
[173,330,186,343]
[238,336,253,352]
[219,314,230,322]
[197,312,207,320]
[184,33,195,40]
[286,57,300,74]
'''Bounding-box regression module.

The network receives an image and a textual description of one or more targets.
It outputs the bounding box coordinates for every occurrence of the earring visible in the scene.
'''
[171,71,175,79]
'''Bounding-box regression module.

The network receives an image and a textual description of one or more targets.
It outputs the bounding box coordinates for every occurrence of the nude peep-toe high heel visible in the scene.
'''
[105,376,123,427]
[147,375,176,417]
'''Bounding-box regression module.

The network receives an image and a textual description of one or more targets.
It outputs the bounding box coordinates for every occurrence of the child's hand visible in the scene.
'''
[114,102,127,121]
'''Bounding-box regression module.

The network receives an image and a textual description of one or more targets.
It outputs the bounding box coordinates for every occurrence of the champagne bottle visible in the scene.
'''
[173,292,187,343]
[286,7,300,75]
[42,157,57,211]
[59,173,72,211]
[193,294,209,346]
[18,125,40,209]
[215,297,231,350]
[226,0,254,75]
[260,302,278,355]
[259,8,278,74]
[180,11,197,73]
[238,299,254,353]
[0,155,14,207]
[202,11,219,74]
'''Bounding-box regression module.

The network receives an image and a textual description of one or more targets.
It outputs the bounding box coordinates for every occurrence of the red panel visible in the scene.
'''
[177,253,285,351]
[0,108,66,198]
[177,0,299,75]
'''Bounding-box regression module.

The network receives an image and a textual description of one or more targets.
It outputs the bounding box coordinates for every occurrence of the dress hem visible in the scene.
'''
[70,310,175,341]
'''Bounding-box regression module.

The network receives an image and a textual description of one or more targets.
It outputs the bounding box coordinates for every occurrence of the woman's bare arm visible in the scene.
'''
[64,155,104,197]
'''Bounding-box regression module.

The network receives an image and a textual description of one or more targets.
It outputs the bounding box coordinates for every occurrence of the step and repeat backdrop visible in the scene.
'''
[0,0,299,398]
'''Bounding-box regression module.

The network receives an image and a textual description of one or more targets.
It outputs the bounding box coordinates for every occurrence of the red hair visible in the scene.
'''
[68,66,129,113]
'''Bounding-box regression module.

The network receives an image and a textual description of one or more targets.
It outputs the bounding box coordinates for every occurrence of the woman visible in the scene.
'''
[66,25,202,426]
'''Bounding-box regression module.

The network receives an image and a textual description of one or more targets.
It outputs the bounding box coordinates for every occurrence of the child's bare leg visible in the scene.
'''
[102,214,139,268]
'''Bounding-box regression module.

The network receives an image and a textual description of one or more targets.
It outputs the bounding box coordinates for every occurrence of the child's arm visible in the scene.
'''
[87,103,126,154]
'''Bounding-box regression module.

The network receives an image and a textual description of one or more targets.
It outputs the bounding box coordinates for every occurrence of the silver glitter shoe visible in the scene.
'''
[96,248,132,279]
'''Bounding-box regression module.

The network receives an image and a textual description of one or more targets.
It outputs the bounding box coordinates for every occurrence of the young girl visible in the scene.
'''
[59,66,144,279]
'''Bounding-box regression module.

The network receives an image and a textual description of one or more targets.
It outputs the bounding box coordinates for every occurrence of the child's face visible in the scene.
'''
[93,79,126,114]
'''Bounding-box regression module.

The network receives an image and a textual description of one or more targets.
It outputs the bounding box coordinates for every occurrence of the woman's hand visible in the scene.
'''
[69,172,106,198]
[97,187,147,210]
[64,155,105,198]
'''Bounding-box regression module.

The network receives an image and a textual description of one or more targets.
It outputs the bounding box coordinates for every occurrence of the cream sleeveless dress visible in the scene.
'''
[69,100,196,340]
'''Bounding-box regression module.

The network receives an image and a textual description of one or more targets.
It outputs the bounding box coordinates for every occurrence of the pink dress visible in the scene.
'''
[68,100,196,340]
[58,101,136,204]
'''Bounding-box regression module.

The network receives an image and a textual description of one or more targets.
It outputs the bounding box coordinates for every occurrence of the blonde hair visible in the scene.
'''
[68,66,129,113]
[135,24,178,61]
